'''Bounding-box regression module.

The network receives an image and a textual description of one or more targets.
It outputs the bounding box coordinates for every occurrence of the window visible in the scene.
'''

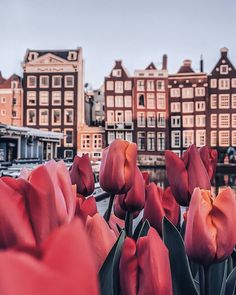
[156,93,166,109]
[219,94,230,108]
[182,102,194,113]
[52,92,61,105]
[39,109,49,125]
[157,112,166,127]
[137,132,145,151]
[171,131,181,148]
[52,76,62,88]
[232,114,236,127]
[147,132,155,151]
[182,88,193,98]
[64,150,73,158]
[232,131,236,146]
[147,93,155,109]
[219,114,230,128]
[27,76,37,88]
[195,87,205,97]
[195,101,205,111]
[115,96,123,107]
[156,80,165,91]
[115,81,123,93]
[211,114,217,128]
[12,111,16,117]
[138,94,145,107]
[137,80,145,91]
[81,134,90,148]
[210,94,217,109]
[137,112,145,127]
[157,132,165,151]
[210,79,217,88]
[125,81,132,90]
[1,109,6,116]
[107,111,114,123]
[52,109,61,125]
[64,91,74,105]
[108,132,115,144]
[112,69,121,77]
[171,102,180,112]
[124,96,132,107]
[183,130,194,147]
[39,92,49,105]
[125,132,133,142]
[211,131,217,146]
[125,110,132,122]
[115,111,124,123]
[65,76,74,87]
[40,76,49,88]
[219,131,230,146]
[107,96,114,107]
[93,134,102,149]
[183,115,194,127]
[65,130,73,146]
[196,115,206,127]
[170,88,180,98]
[196,130,206,147]
[219,79,230,90]
[27,109,36,125]
[171,116,181,127]
[106,81,114,91]
[232,94,236,108]
[1,97,6,103]
[12,98,17,105]
[64,109,73,124]
[147,112,155,127]
[68,51,77,60]
[220,65,229,74]
[27,92,36,105]
[147,80,155,91]
[232,79,236,88]
[116,131,124,139]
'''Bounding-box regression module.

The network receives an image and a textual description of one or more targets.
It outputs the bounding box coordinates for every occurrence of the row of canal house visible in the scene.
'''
[104,48,236,164]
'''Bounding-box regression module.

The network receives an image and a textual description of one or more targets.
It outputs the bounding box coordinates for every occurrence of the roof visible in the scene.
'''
[145,62,157,70]
[177,60,195,73]
[0,72,6,84]
[0,74,22,89]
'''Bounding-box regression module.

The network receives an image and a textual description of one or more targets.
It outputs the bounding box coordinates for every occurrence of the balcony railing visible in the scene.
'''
[105,122,134,130]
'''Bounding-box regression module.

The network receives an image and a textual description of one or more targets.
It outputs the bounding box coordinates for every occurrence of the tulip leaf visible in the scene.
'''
[99,230,125,295]
[223,267,236,295]
[209,260,227,295]
[137,219,150,239]
[162,217,199,295]
[133,218,143,240]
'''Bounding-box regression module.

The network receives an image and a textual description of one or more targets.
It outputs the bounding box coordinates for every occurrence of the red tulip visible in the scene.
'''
[113,195,140,220]
[199,146,218,181]
[141,172,150,186]
[108,213,125,237]
[0,219,100,295]
[165,144,211,206]
[143,183,180,234]
[69,154,95,196]
[185,187,236,265]
[119,166,145,212]
[99,139,137,194]
[120,228,173,295]
[75,195,97,223]
[85,213,116,271]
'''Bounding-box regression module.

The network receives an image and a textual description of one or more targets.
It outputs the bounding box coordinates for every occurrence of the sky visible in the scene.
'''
[1,0,236,88]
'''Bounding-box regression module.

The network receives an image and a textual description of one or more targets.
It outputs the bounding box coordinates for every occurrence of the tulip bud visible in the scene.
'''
[199,146,218,181]
[99,139,137,194]
[185,187,236,265]
[69,154,95,196]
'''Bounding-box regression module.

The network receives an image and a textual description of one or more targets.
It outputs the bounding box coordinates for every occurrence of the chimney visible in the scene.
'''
[220,47,228,57]
[200,55,204,72]
[162,54,168,70]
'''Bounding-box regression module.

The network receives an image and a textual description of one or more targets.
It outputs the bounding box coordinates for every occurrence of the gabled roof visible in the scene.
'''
[210,47,236,75]
[108,60,130,78]
[177,60,195,73]
[145,62,157,70]
[0,71,6,84]
[0,74,21,89]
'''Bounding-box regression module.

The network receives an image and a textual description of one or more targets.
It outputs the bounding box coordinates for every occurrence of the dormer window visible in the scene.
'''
[68,51,77,61]
[11,81,18,89]
[220,65,229,74]
[112,69,122,77]
[28,52,39,61]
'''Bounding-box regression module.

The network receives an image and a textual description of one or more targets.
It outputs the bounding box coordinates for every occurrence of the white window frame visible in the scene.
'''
[64,91,74,105]
[171,102,180,112]
[40,76,49,88]
[147,112,155,127]
[147,93,155,109]
[219,78,230,90]
[210,94,217,109]
[219,94,230,109]
[107,96,114,107]
[219,131,230,147]
[171,131,181,148]
[124,95,132,107]
[52,109,61,126]
[27,76,37,88]
[39,91,49,106]
[27,91,36,106]
[195,87,205,97]
[52,91,61,106]
[196,130,206,147]
[219,114,230,128]
[106,81,114,91]
[64,109,74,125]
[156,93,166,109]
[182,102,194,113]
[52,76,62,88]
[115,96,123,107]
[210,79,217,88]
[170,88,180,98]
[182,87,193,98]
[137,112,145,127]
[65,75,74,87]
[171,116,181,128]
[211,131,217,147]
[183,130,194,147]
[195,115,206,127]
[211,114,217,128]
[124,81,132,90]
[39,109,49,125]
[157,112,166,127]
[27,109,36,125]
[115,81,123,93]
[64,129,74,147]
[195,101,205,111]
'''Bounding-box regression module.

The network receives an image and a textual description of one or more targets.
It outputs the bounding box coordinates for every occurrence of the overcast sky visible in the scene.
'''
[1,0,236,88]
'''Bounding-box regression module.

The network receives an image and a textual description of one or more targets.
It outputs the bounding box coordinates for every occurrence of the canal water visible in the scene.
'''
[97,168,236,214]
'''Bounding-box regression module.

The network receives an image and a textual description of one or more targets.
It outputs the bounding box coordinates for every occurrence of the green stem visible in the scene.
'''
[125,212,133,237]
[104,193,115,222]
[204,265,211,295]
[199,265,205,295]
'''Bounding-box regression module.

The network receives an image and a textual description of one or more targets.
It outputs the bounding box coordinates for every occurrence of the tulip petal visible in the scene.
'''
[119,237,138,295]
[165,150,189,206]
[199,146,218,181]
[163,187,180,227]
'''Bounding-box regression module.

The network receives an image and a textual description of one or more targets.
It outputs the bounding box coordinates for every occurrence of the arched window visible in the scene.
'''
[139,94,145,106]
